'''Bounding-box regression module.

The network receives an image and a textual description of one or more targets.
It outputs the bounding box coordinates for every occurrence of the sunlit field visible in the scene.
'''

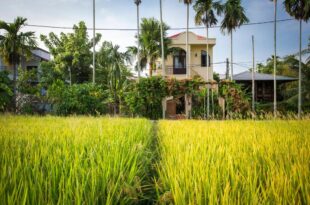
[0,116,153,204]
[1,116,309,204]
[156,120,310,204]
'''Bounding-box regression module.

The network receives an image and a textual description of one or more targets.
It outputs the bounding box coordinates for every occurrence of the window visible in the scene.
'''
[173,49,186,69]
[201,50,211,67]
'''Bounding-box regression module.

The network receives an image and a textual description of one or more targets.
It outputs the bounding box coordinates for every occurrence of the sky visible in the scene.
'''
[0,0,309,74]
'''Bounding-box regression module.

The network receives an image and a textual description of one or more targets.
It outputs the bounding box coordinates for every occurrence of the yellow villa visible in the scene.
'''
[154,31,216,119]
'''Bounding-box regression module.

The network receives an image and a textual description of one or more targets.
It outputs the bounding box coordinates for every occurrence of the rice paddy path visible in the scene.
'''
[138,120,160,205]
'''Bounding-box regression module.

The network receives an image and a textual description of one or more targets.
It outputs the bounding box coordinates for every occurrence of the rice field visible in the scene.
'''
[0,116,309,204]
[0,116,154,204]
[156,120,310,204]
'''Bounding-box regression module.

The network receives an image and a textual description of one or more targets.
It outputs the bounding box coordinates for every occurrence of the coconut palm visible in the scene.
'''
[134,0,142,80]
[138,18,170,77]
[179,0,193,78]
[0,17,37,108]
[194,0,223,119]
[220,0,249,80]
[284,0,310,118]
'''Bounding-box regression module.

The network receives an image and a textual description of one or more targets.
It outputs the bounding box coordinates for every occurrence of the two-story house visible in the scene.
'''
[154,32,216,119]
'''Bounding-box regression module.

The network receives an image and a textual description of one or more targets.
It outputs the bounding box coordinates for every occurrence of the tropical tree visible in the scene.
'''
[96,41,132,115]
[284,0,310,118]
[40,22,101,84]
[0,17,37,107]
[220,0,249,80]
[194,0,223,119]
[179,0,193,78]
[136,18,170,77]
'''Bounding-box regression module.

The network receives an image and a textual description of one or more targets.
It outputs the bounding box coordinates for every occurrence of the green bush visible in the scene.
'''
[0,71,13,111]
[48,81,107,115]
[125,77,167,120]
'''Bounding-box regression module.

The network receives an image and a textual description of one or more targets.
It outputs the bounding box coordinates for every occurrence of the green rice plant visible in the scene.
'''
[0,116,153,204]
[156,120,310,204]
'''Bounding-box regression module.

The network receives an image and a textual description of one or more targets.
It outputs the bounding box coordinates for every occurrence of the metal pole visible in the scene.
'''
[252,35,255,112]
[92,0,96,84]
[136,1,141,81]
[273,0,277,117]
[298,19,302,118]
[160,0,165,77]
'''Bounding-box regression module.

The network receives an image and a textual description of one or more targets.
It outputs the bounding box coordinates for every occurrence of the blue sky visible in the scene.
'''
[0,0,309,74]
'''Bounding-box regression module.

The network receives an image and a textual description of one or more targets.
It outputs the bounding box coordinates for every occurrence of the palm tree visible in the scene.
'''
[284,0,310,118]
[194,0,223,119]
[220,0,249,80]
[0,17,37,108]
[270,0,277,117]
[134,0,142,80]
[179,0,193,78]
[97,41,131,115]
[139,18,170,77]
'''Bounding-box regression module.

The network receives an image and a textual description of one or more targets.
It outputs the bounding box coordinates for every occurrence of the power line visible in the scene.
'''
[23,18,294,31]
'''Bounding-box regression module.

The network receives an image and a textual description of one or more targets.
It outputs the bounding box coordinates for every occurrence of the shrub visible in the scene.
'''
[125,77,167,120]
[48,81,108,115]
[0,71,13,111]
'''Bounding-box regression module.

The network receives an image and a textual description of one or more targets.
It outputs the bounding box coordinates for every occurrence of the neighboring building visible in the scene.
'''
[154,32,216,119]
[231,71,297,101]
[0,48,50,80]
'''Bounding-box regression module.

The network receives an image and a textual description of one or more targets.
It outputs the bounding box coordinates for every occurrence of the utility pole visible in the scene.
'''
[252,35,255,113]
[92,0,96,84]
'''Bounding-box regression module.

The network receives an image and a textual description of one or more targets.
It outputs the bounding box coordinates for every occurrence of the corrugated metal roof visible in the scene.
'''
[233,71,297,81]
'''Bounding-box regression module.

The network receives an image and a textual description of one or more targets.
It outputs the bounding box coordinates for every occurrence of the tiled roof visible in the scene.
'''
[233,71,297,81]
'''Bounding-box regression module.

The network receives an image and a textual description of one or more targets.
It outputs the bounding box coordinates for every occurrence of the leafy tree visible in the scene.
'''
[0,17,37,106]
[40,21,101,84]
[220,0,249,79]
[17,67,40,95]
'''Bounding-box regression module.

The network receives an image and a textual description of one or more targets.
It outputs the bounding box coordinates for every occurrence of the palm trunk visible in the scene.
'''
[149,62,153,77]
[13,63,17,111]
[92,0,96,84]
[298,19,302,118]
[137,3,141,81]
[206,26,210,118]
[273,0,277,117]
[160,0,165,77]
[186,3,190,78]
[230,31,233,80]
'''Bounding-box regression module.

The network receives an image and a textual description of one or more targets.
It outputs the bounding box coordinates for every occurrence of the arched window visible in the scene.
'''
[173,49,186,69]
[201,50,211,67]
[173,48,186,74]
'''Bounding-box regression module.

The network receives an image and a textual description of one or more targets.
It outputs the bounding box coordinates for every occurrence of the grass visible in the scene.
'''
[0,116,153,204]
[156,120,310,204]
[1,116,309,204]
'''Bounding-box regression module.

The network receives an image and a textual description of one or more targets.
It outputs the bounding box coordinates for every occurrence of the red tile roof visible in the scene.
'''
[168,32,206,40]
